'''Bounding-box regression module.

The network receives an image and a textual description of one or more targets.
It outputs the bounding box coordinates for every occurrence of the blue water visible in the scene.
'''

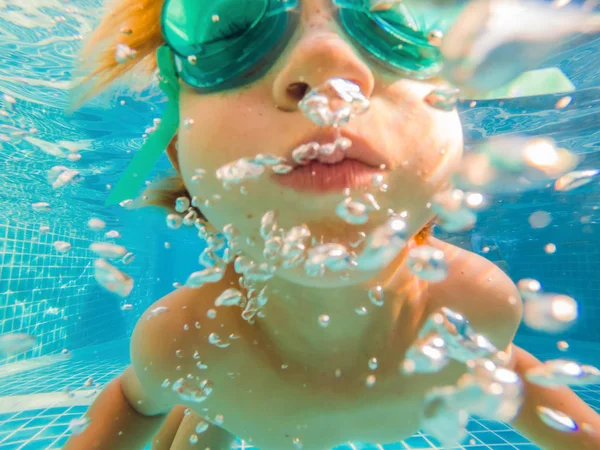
[0,0,599,449]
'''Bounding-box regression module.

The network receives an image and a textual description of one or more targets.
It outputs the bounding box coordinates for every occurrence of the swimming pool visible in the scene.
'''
[1,0,599,449]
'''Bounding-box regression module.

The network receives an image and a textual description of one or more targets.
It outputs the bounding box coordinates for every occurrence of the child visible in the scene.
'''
[65,0,600,449]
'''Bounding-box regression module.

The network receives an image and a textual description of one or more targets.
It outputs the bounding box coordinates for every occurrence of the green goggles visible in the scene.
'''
[104,0,576,206]
[162,0,456,92]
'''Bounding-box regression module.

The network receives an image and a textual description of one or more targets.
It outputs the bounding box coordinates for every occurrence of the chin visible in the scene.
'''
[274,266,377,289]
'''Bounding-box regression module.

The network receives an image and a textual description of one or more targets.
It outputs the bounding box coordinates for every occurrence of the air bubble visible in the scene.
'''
[272,164,294,174]
[115,44,137,63]
[259,211,279,241]
[355,306,368,316]
[318,314,330,328]
[368,357,378,370]
[355,216,407,271]
[189,434,198,445]
[555,96,572,109]
[305,243,352,276]
[431,190,477,233]
[401,335,448,375]
[529,211,552,229]
[424,87,460,112]
[32,202,50,212]
[172,378,213,403]
[94,259,134,297]
[47,166,80,189]
[122,252,135,264]
[365,374,376,387]
[68,416,90,435]
[196,421,209,433]
[407,246,448,282]
[517,278,541,299]
[554,170,599,192]
[209,333,230,348]
[336,198,368,225]
[523,293,578,333]
[147,306,168,320]
[537,406,578,433]
[90,242,127,260]
[216,158,265,186]
[368,285,384,307]
[427,29,444,47]
[215,288,245,307]
[53,241,71,253]
[175,197,190,213]
[372,173,385,188]
[186,267,224,288]
[292,142,320,165]
[88,218,106,231]
[526,359,600,387]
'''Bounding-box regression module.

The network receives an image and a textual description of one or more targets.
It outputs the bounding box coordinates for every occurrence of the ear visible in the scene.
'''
[166,134,181,173]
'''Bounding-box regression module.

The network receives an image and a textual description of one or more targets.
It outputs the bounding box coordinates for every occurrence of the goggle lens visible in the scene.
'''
[162,0,298,92]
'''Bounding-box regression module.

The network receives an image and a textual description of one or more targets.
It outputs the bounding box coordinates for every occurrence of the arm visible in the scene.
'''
[62,367,169,450]
[431,244,600,449]
[510,345,600,450]
[63,292,180,450]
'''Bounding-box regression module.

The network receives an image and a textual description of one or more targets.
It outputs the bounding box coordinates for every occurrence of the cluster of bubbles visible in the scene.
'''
[214,78,371,194]
[30,0,600,443]
[28,191,135,300]
[80,218,135,298]
[400,304,592,446]
[298,77,370,128]
[171,377,213,404]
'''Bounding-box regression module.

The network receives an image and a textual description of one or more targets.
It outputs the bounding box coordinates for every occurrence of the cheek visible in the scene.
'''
[177,90,274,172]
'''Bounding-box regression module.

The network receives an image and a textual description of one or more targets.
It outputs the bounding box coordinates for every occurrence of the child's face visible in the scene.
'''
[176,0,463,286]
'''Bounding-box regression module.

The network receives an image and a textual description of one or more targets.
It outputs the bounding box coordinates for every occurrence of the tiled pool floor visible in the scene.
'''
[0,337,598,450]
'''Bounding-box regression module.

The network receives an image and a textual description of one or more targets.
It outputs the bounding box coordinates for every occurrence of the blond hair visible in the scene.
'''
[76,0,193,214]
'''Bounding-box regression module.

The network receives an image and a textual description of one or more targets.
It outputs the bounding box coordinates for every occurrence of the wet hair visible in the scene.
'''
[74,0,193,214]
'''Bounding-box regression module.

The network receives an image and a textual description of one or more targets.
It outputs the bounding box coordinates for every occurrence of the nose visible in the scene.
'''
[272,31,375,111]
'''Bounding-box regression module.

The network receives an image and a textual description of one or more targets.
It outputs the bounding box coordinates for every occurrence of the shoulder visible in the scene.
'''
[127,267,248,412]
[424,236,523,352]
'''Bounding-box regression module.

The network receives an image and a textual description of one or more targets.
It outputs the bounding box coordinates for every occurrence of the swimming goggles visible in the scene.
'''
[105,0,576,206]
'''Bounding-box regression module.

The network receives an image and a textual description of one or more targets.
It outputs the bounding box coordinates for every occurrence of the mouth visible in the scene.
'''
[272,130,390,194]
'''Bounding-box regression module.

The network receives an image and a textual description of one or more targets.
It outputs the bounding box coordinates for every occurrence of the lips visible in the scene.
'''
[272,129,389,194]
[286,129,390,169]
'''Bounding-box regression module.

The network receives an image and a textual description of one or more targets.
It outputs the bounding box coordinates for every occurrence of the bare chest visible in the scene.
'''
[186,336,466,450]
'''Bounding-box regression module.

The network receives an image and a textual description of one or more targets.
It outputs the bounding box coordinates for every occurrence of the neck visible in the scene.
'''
[255,244,427,375]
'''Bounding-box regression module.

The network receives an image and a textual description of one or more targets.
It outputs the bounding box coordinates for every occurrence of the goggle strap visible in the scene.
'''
[105,46,180,206]
[467,67,575,100]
